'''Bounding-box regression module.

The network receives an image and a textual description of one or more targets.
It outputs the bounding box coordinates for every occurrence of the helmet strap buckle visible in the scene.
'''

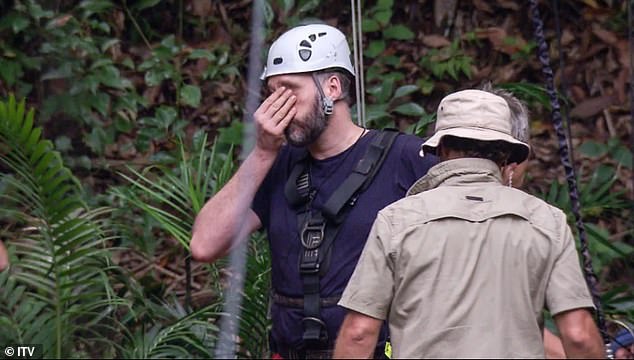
[323,97,334,115]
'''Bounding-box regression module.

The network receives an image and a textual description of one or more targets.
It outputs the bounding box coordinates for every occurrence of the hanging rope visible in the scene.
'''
[214,0,266,357]
[527,0,611,350]
[350,0,366,127]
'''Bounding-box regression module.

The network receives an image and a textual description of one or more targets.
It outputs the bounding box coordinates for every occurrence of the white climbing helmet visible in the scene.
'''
[260,23,355,80]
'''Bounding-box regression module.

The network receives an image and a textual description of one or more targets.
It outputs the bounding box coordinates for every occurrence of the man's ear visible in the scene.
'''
[323,74,343,101]
[501,162,519,186]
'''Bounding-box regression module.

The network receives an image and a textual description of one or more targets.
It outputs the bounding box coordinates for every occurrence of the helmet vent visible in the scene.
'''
[309,34,316,41]
[299,49,312,61]
[273,57,283,65]
[300,40,312,48]
[318,32,326,37]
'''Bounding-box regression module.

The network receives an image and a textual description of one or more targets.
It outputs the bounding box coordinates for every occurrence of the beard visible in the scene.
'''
[284,94,329,147]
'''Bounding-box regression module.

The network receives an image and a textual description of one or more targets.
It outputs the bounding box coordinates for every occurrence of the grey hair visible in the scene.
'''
[314,69,355,105]
[480,82,530,143]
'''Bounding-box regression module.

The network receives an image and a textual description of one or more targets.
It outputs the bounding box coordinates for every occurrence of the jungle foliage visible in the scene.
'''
[0,0,633,357]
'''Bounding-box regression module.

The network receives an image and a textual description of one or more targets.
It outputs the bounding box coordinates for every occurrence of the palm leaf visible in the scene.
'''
[114,133,235,250]
[116,133,274,357]
[0,95,124,357]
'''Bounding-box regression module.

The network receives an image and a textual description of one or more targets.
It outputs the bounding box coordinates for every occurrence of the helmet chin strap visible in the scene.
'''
[311,73,334,115]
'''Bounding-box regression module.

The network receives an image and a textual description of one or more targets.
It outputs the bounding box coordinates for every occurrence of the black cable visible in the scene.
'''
[552,0,576,165]
[528,0,610,346]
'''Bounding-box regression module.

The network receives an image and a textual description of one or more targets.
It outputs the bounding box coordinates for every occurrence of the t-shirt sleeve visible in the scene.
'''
[338,212,395,320]
[545,219,595,316]
[395,134,439,192]
[252,164,272,229]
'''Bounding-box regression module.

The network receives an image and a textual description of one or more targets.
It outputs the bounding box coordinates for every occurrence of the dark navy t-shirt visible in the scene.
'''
[252,129,438,349]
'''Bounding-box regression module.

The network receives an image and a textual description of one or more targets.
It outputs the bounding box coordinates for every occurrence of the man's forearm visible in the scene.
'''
[555,309,605,359]
[333,333,378,359]
[333,312,381,359]
[0,241,9,271]
[190,147,276,262]
[544,328,565,359]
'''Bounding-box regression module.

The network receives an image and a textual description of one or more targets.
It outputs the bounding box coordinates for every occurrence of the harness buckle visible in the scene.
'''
[302,316,329,344]
[299,250,320,274]
[301,219,325,250]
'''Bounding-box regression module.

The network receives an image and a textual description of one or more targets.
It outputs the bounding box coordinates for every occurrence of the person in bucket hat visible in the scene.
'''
[334,89,604,358]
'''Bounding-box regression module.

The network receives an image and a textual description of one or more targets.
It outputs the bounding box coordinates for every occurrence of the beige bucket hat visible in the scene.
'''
[421,89,530,164]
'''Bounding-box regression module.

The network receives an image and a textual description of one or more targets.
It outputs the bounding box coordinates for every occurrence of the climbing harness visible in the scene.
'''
[528,1,613,356]
[282,129,399,347]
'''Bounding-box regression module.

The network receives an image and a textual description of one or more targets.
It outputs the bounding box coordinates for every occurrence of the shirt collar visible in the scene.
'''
[407,158,503,196]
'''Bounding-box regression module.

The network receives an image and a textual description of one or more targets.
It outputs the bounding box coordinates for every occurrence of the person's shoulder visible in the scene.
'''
[508,188,568,234]
[393,131,424,147]
[378,191,431,225]
[390,131,439,168]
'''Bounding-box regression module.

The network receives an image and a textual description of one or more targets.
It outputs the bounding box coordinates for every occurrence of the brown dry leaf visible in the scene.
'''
[496,0,519,10]
[591,23,618,46]
[49,14,73,28]
[143,86,162,107]
[113,10,125,35]
[570,94,616,118]
[580,0,600,9]
[493,63,523,83]
[473,0,494,13]
[434,0,458,27]
[614,68,628,104]
[475,27,527,56]
[191,0,212,17]
[614,39,629,69]
[561,29,575,46]
[570,84,587,103]
[422,34,451,48]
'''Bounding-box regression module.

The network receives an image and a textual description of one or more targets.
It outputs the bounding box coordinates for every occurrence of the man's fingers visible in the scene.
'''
[277,106,296,130]
[273,95,296,125]
[266,89,293,117]
[259,87,286,113]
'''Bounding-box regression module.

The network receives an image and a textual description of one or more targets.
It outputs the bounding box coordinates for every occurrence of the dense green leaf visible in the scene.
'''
[374,9,392,26]
[365,40,386,58]
[393,102,425,117]
[362,18,380,32]
[0,59,23,86]
[393,85,419,99]
[130,0,161,11]
[180,84,201,108]
[0,12,30,33]
[579,140,608,158]
[383,24,415,40]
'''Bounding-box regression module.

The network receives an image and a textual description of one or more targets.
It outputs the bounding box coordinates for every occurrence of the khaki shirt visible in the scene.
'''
[339,158,594,358]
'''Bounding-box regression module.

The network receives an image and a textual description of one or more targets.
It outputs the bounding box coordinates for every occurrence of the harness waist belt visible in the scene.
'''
[271,291,341,309]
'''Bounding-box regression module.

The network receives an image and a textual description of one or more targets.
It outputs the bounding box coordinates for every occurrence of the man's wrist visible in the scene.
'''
[252,144,280,162]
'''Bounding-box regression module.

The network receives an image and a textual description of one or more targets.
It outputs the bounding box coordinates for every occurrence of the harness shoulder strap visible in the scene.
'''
[284,150,310,207]
[322,129,400,222]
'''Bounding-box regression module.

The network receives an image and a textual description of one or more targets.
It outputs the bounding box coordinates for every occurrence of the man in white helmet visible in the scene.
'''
[191,23,437,358]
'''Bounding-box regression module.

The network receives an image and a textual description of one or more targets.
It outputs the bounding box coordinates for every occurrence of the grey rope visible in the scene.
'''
[213,0,265,357]
[350,0,365,127]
